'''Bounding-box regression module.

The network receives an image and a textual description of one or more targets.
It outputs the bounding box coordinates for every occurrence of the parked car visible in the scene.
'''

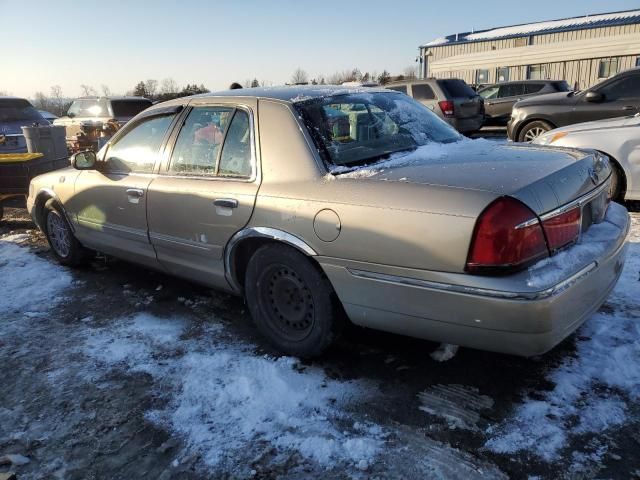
[478,80,571,126]
[385,79,484,134]
[508,68,640,142]
[0,97,49,153]
[28,87,628,358]
[534,115,640,201]
[38,110,58,123]
[53,96,153,129]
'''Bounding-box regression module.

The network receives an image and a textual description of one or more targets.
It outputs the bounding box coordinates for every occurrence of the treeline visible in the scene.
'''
[288,66,418,86]
[130,78,210,102]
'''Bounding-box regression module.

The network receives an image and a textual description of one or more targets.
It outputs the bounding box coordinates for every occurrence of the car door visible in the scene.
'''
[147,101,260,288]
[68,109,179,267]
[573,74,640,123]
[492,83,525,121]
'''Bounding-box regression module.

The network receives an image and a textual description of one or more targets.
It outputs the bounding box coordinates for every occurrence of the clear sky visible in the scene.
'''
[1,0,638,98]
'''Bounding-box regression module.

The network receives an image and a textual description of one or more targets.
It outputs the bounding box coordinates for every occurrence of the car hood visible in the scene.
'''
[334,139,609,215]
[539,115,640,136]
[515,91,573,107]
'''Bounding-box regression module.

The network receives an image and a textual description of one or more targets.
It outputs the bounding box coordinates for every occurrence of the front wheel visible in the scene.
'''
[43,201,88,266]
[519,120,553,143]
[245,244,344,358]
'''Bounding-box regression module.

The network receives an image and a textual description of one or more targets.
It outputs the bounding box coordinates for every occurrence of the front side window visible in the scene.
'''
[104,114,175,173]
[598,58,619,79]
[598,75,640,101]
[498,84,524,98]
[524,83,545,94]
[295,92,460,169]
[169,107,234,176]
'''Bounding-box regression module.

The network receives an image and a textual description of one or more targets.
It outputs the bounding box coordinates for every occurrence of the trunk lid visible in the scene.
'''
[341,140,610,216]
[437,79,483,119]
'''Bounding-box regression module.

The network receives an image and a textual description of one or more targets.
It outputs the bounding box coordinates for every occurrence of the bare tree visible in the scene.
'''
[290,68,308,85]
[144,79,158,99]
[403,66,417,80]
[0,90,9,96]
[260,79,274,87]
[49,85,68,116]
[101,84,112,97]
[33,91,51,111]
[160,77,179,95]
[250,78,260,88]
[80,84,97,96]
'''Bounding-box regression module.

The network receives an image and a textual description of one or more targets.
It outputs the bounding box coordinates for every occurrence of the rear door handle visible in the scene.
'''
[213,198,238,209]
[126,188,144,198]
[622,105,636,111]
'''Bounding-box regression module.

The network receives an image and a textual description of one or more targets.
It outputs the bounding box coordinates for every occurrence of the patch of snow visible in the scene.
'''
[0,238,72,314]
[526,202,628,289]
[1,233,30,243]
[84,313,385,473]
[430,343,459,362]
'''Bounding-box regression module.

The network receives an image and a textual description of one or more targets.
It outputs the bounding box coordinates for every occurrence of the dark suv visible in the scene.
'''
[508,68,640,142]
[478,80,570,126]
[385,79,484,134]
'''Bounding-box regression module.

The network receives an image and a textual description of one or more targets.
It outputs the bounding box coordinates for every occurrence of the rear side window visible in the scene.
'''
[437,79,476,98]
[499,84,525,97]
[105,114,176,173]
[552,81,571,92]
[523,83,544,94]
[218,110,252,177]
[411,84,435,101]
[387,85,407,94]
[111,100,152,118]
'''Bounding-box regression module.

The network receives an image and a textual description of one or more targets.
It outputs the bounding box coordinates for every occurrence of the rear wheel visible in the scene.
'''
[245,244,344,358]
[43,200,88,266]
[608,160,625,202]
[519,120,553,143]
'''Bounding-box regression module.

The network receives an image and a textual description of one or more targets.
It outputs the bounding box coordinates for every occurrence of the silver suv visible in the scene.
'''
[385,79,484,134]
[54,96,153,129]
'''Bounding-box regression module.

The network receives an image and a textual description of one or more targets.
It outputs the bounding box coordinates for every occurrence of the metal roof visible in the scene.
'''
[422,9,640,48]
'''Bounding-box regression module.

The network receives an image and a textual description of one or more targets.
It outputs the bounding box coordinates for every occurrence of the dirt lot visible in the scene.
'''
[1,199,639,480]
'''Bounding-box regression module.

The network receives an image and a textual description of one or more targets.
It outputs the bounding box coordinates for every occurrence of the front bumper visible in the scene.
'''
[319,205,630,357]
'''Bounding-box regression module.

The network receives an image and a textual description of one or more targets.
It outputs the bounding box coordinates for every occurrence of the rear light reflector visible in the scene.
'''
[466,197,549,274]
[438,100,455,117]
[541,207,581,252]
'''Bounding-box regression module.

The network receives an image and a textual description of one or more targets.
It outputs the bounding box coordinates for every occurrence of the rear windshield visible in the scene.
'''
[0,98,43,122]
[111,100,152,118]
[68,98,109,118]
[437,79,477,98]
[294,92,461,169]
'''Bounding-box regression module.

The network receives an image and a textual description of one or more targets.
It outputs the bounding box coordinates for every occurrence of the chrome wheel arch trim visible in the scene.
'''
[224,227,318,293]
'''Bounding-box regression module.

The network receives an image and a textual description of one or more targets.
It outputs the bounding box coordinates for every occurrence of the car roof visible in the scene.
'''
[479,80,564,88]
[73,96,152,102]
[154,85,396,108]
[0,96,30,101]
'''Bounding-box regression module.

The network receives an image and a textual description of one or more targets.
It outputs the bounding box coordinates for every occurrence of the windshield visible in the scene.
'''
[111,100,152,118]
[295,92,461,168]
[67,98,109,118]
[437,79,477,98]
[0,98,44,122]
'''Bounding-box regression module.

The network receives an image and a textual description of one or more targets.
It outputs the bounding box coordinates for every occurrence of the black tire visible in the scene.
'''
[43,200,88,267]
[608,160,625,202]
[518,120,553,143]
[0,202,3,221]
[245,244,344,358]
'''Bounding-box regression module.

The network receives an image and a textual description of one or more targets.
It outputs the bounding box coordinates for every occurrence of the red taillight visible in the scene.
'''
[541,207,581,252]
[466,197,549,274]
[438,100,455,117]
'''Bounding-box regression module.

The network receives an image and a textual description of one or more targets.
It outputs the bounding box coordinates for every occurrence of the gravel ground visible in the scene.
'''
[0,194,639,480]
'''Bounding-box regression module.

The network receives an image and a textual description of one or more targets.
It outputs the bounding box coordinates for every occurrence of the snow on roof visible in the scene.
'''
[422,9,640,47]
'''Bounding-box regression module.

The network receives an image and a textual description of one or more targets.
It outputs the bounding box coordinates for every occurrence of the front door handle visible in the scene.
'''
[214,198,238,209]
[622,105,636,111]
[126,188,144,198]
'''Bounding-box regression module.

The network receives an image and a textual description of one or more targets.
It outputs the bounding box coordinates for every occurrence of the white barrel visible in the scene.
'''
[21,125,68,160]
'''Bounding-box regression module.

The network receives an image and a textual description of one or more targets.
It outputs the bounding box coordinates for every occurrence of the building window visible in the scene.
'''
[475,69,489,84]
[497,67,510,82]
[636,57,640,67]
[528,64,544,80]
[598,58,619,78]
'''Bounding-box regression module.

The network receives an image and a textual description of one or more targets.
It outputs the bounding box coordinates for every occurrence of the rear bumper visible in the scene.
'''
[320,206,630,357]
[447,116,484,133]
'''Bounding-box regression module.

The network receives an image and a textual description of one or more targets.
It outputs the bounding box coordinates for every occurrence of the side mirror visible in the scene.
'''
[585,91,604,103]
[71,150,97,170]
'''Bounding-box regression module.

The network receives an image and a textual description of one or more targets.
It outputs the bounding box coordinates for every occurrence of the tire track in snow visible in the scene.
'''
[417,384,494,430]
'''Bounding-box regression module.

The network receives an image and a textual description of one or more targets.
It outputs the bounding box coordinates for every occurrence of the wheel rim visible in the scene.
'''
[258,264,315,342]
[47,211,71,258]
[524,127,546,142]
